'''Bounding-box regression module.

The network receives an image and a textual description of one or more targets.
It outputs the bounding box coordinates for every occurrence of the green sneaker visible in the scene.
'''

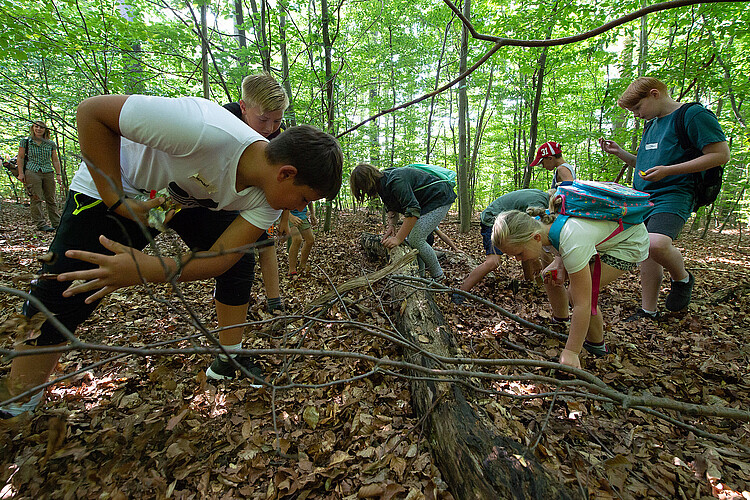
[582,341,610,357]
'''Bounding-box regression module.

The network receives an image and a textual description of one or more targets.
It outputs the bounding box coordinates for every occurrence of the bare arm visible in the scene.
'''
[16,144,25,182]
[59,216,265,303]
[383,216,417,249]
[638,141,731,182]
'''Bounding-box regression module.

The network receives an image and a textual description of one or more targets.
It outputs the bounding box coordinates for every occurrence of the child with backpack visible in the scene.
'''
[350,163,456,280]
[492,188,649,368]
[599,77,730,318]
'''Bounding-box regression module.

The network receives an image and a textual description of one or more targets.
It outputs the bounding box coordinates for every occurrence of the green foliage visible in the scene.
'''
[0,0,747,221]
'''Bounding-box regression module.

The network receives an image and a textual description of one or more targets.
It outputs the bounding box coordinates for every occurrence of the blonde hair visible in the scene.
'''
[28,120,52,141]
[241,73,289,113]
[349,163,384,203]
[492,206,559,250]
[618,77,669,109]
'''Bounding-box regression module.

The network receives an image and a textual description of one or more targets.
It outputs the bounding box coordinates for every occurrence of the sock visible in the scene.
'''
[552,316,570,323]
[267,297,282,311]
[218,342,242,362]
[2,391,43,417]
[674,275,690,283]
[641,308,657,317]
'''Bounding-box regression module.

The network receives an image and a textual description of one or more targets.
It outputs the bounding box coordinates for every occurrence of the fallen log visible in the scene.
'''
[371,242,579,499]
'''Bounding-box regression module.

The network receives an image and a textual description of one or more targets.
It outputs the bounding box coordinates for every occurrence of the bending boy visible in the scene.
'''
[599,77,729,318]
[3,94,342,416]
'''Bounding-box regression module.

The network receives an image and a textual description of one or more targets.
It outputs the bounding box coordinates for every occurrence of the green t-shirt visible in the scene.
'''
[634,104,726,221]
[480,189,549,227]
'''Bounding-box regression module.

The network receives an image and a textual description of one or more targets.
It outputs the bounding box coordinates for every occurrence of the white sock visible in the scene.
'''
[642,308,657,316]
[218,342,242,362]
[675,275,690,283]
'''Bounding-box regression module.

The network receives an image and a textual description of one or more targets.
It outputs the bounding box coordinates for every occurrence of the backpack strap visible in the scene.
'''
[674,102,701,152]
[546,214,568,251]
[414,179,451,192]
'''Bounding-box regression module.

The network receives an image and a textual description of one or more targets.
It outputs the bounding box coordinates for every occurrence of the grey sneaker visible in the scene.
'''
[582,341,610,357]
[206,356,265,387]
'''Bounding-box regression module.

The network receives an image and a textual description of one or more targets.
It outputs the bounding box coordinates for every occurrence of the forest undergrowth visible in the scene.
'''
[0,199,748,500]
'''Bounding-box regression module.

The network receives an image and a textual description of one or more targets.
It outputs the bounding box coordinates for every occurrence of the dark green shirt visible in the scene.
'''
[378,167,457,218]
[634,104,726,221]
[480,189,549,227]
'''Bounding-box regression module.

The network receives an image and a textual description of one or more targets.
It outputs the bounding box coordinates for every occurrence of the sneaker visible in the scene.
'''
[39,225,55,232]
[451,292,466,305]
[624,308,662,322]
[582,341,610,357]
[665,272,695,311]
[206,356,265,387]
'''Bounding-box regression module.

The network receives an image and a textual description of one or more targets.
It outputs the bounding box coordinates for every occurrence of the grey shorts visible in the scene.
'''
[645,212,685,241]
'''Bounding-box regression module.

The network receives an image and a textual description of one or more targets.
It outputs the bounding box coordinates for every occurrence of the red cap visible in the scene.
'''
[529,141,562,167]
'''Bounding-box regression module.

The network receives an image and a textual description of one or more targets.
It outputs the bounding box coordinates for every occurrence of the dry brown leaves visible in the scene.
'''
[0,202,748,499]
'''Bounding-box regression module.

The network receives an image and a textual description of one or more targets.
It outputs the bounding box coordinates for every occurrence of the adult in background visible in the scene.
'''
[599,77,730,318]
[17,121,62,232]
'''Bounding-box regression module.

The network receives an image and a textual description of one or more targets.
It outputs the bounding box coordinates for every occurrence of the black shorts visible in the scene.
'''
[645,212,685,240]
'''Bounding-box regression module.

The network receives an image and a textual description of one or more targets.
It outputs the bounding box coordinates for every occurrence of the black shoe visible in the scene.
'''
[665,272,695,311]
[39,225,55,232]
[624,308,661,322]
[206,356,265,387]
[451,292,465,305]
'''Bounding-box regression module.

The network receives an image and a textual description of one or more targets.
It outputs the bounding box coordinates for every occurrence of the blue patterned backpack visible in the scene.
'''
[547,180,653,315]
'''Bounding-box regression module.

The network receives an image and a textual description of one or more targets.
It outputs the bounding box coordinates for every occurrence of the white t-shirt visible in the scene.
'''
[557,217,649,274]
[70,95,282,231]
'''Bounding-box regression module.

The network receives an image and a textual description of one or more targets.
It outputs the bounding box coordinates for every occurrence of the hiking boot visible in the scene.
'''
[582,341,610,357]
[624,308,662,322]
[665,272,695,311]
[206,356,265,387]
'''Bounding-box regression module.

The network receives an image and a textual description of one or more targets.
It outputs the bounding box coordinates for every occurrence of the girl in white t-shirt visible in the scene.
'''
[492,205,649,369]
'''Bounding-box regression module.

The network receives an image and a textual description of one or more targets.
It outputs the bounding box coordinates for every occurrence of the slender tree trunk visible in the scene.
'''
[524,45,548,189]
[278,0,297,126]
[457,0,470,233]
[201,4,209,99]
[426,19,453,163]
[321,0,335,231]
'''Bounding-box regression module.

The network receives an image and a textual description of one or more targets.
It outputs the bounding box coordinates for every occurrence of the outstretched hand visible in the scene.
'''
[58,235,155,304]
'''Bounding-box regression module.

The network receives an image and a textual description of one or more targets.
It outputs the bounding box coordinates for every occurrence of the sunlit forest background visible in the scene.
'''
[0,0,747,225]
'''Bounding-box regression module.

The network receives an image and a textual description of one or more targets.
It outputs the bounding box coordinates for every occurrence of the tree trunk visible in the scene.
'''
[457,0,470,233]
[363,241,579,500]
[277,0,297,127]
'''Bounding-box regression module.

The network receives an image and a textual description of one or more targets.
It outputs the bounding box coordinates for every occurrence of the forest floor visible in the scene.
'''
[0,199,749,500]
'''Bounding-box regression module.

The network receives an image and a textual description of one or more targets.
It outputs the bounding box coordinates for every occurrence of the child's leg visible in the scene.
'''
[257,232,281,310]
[585,261,626,344]
[6,193,153,406]
[288,225,302,274]
[406,204,451,278]
[298,227,315,271]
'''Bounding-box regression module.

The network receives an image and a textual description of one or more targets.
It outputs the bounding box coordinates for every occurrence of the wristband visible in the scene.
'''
[107,198,125,213]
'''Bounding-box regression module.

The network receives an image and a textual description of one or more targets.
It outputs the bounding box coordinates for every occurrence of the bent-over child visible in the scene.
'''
[224,72,289,313]
[492,202,649,369]
[350,163,456,279]
[454,189,555,304]
[1,94,342,417]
